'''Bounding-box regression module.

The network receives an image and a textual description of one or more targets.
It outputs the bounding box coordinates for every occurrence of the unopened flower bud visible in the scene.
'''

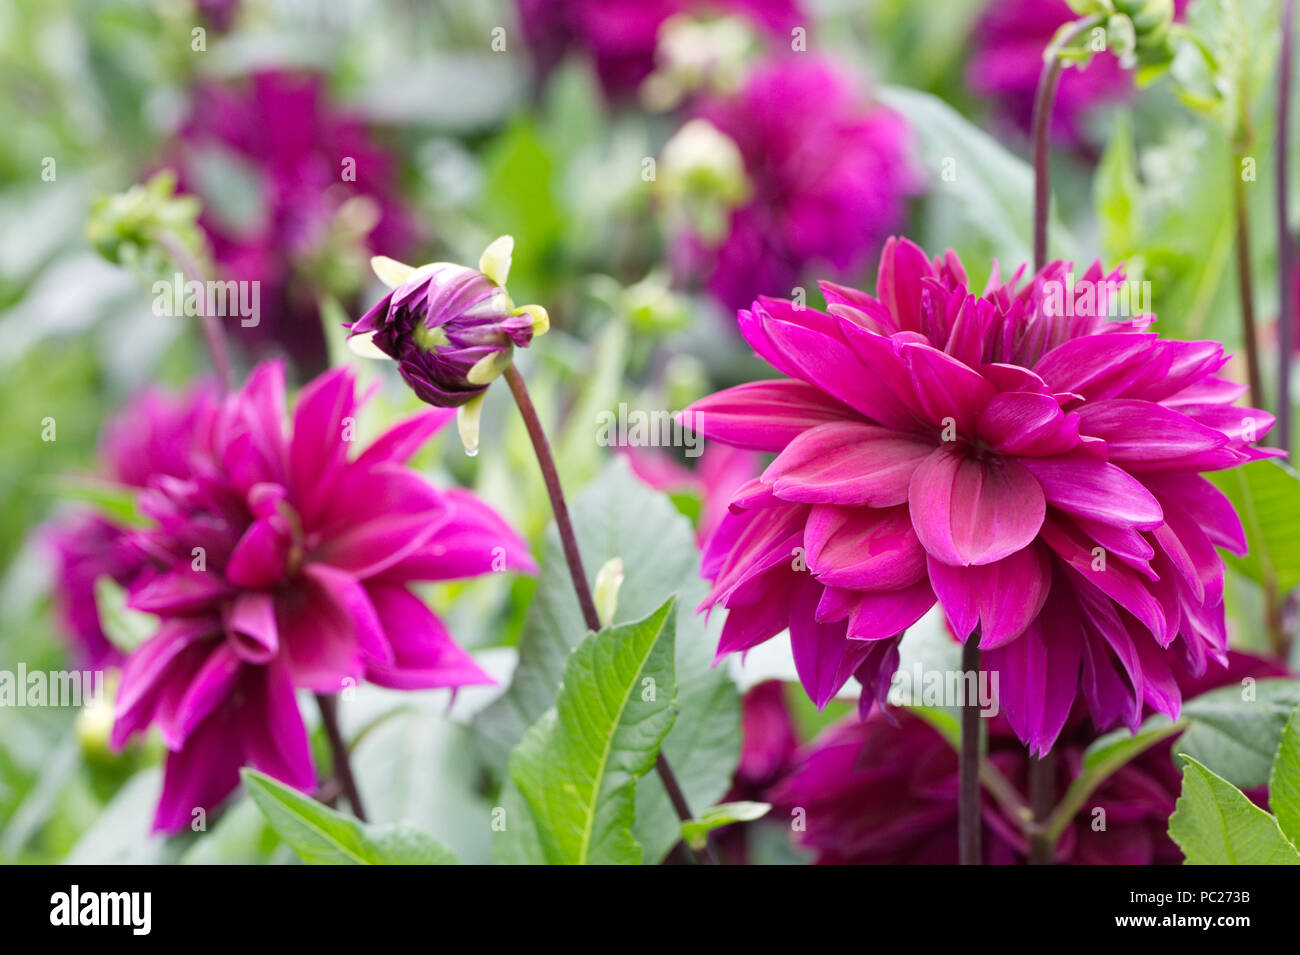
[347,236,549,407]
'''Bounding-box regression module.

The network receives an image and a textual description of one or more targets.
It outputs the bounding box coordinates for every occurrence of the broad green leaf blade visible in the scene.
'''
[1179,678,1300,788]
[1168,756,1300,864]
[1269,706,1300,846]
[475,459,741,862]
[507,599,678,865]
[1208,461,1300,597]
[681,801,771,849]
[240,770,459,865]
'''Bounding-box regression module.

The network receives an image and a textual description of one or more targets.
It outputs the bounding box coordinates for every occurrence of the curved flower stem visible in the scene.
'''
[316,693,367,822]
[1027,751,1056,864]
[502,364,717,865]
[958,636,982,865]
[1030,17,1101,271]
[1279,0,1295,455]
[152,230,233,394]
[1233,161,1266,411]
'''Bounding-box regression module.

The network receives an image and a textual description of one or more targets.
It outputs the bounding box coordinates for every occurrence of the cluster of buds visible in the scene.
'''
[1063,0,1178,70]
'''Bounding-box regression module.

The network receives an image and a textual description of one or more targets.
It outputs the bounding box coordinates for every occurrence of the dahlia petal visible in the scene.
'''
[764,421,934,506]
[789,581,875,709]
[237,659,316,792]
[274,577,367,693]
[757,303,914,425]
[1033,332,1156,399]
[152,709,243,834]
[805,504,926,590]
[716,572,799,660]
[926,545,1050,649]
[983,590,1081,756]
[303,563,392,666]
[1141,472,1246,556]
[908,446,1045,566]
[679,379,860,453]
[1040,517,1170,642]
[364,583,493,689]
[875,236,934,333]
[1076,399,1227,468]
[854,634,905,720]
[976,391,1080,457]
[129,567,233,614]
[311,464,448,579]
[375,488,536,581]
[112,619,216,748]
[356,408,456,467]
[290,366,357,527]
[225,515,292,589]
[1018,453,1163,529]
[844,580,937,640]
[223,592,279,663]
[899,341,996,435]
[160,641,243,750]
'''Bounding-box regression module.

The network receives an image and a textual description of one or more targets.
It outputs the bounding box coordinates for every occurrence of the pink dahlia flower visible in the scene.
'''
[166,70,415,377]
[44,384,217,669]
[683,237,1278,754]
[675,57,921,312]
[770,652,1285,865]
[111,362,535,831]
[516,0,803,99]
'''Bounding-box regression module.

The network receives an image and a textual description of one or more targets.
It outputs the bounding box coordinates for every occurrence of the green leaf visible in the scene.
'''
[240,769,459,865]
[505,599,678,865]
[1180,678,1300,788]
[92,576,156,654]
[1208,461,1300,597]
[1168,756,1300,864]
[475,459,741,862]
[1269,705,1300,846]
[878,85,1078,284]
[681,801,771,850]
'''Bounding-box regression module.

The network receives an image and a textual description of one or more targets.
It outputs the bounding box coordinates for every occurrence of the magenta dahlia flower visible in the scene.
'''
[516,0,803,99]
[166,70,415,376]
[683,237,1278,754]
[770,652,1285,865]
[44,384,217,669]
[671,56,921,312]
[110,362,535,831]
[968,0,1186,149]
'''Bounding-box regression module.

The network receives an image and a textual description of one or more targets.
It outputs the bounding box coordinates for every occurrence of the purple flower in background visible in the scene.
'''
[349,238,548,408]
[111,362,535,831]
[516,0,803,99]
[166,70,415,377]
[683,237,1278,755]
[771,653,1285,865]
[45,384,217,669]
[968,0,1187,149]
[670,57,921,312]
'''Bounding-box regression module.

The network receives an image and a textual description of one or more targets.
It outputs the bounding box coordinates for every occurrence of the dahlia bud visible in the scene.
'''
[347,235,549,409]
[1114,0,1175,67]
